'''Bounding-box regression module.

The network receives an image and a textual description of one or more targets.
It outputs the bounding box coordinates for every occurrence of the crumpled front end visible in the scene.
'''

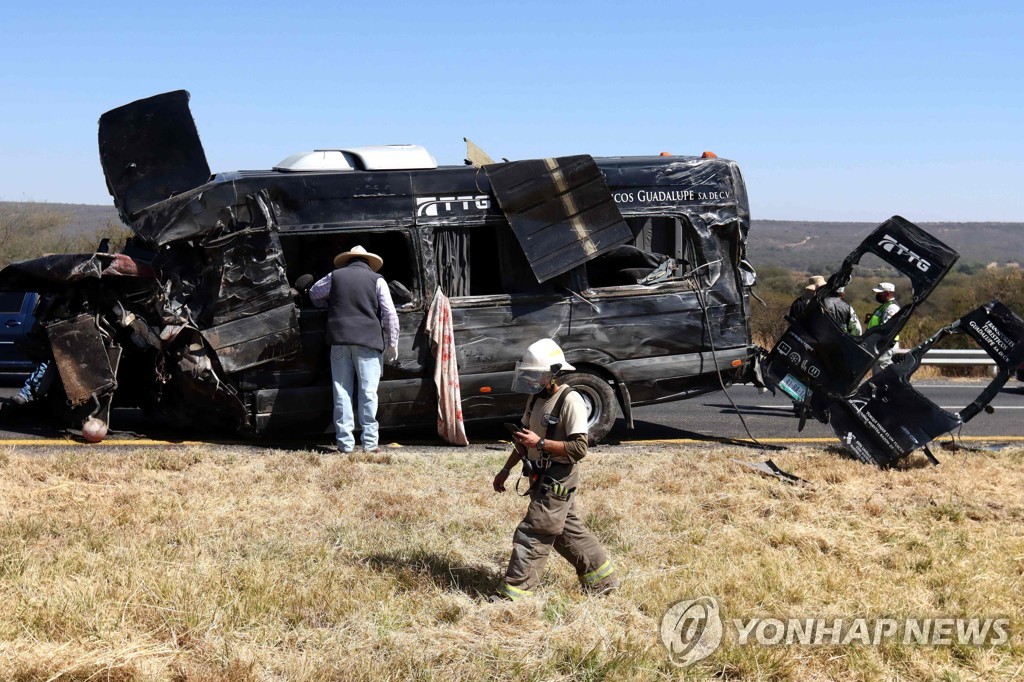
[0,190,300,440]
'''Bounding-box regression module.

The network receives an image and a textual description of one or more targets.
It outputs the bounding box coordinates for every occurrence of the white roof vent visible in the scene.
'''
[274,144,437,172]
[274,150,356,172]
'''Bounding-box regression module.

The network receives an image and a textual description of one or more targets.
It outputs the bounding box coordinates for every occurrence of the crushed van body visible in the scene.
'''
[0,91,759,442]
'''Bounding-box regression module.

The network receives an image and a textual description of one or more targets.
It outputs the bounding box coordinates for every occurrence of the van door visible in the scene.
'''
[254,227,431,432]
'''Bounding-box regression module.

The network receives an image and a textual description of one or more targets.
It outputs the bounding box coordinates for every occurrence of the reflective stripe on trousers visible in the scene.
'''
[582,559,615,585]
[497,582,534,601]
[502,462,615,594]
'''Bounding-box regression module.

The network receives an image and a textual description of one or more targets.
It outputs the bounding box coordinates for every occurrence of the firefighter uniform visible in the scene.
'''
[498,384,618,599]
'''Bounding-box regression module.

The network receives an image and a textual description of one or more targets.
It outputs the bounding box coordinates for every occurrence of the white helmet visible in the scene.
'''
[511,339,575,394]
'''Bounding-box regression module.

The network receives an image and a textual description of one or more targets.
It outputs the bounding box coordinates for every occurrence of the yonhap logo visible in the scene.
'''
[878,234,933,273]
[660,596,723,667]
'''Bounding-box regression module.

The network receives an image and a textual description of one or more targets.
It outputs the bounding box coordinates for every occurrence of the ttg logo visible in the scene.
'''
[659,596,723,667]
[878,234,932,273]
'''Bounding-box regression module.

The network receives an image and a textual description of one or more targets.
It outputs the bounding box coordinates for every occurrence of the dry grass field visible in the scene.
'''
[0,441,1021,681]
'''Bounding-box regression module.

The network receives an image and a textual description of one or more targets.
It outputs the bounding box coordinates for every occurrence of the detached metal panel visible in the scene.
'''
[46,315,120,406]
[98,90,211,217]
[484,156,633,282]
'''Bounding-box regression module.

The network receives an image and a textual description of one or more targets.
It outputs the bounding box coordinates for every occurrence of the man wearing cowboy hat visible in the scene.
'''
[310,245,399,453]
[788,275,826,319]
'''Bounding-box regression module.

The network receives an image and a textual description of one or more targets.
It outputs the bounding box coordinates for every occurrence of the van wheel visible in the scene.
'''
[561,372,617,444]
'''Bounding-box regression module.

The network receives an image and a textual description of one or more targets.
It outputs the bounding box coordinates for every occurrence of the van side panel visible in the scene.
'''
[447,294,572,421]
[567,284,751,404]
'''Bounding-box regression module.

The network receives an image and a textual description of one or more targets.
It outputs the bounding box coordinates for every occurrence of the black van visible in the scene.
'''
[0,91,758,442]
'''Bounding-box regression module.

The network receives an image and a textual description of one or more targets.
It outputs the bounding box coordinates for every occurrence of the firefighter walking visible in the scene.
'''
[492,339,618,600]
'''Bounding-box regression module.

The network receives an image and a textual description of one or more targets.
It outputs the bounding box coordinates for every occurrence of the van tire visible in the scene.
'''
[561,371,617,444]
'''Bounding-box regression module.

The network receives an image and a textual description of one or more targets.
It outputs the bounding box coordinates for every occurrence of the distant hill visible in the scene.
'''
[2,202,1020,272]
[0,201,120,236]
[748,220,1024,272]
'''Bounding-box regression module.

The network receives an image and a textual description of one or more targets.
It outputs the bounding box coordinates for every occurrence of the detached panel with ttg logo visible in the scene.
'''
[762,216,959,412]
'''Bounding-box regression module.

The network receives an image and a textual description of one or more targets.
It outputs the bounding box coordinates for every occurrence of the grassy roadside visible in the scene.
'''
[0,442,1021,681]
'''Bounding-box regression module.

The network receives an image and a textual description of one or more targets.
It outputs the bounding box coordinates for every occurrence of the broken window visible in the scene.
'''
[433,225,504,297]
[584,215,698,288]
[280,229,420,308]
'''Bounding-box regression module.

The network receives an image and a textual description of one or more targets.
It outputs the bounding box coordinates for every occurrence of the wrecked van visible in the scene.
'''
[0,91,758,442]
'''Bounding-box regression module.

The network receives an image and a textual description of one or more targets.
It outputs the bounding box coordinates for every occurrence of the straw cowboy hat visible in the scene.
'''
[333,245,383,271]
[804,275,826,292]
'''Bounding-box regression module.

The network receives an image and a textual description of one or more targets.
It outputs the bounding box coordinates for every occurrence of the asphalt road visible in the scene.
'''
[0,379,1021,446]
[608,380,1024,442]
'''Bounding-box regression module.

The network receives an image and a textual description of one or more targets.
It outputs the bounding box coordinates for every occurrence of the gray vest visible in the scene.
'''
[326,261,385,351]
[821,296,855,329]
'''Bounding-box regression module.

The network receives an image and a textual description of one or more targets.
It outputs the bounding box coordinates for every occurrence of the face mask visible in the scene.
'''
[876,293,887,303]
[511,364,554,394]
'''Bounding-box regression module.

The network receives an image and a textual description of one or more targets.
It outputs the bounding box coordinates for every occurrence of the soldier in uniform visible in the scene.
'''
[492,339,618,600]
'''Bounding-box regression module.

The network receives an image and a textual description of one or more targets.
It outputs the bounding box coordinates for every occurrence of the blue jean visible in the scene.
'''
[330,344,383,451]
[18,361,53,402]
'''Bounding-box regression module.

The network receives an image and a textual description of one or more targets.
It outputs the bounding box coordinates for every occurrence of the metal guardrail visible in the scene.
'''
[921,349,995,366]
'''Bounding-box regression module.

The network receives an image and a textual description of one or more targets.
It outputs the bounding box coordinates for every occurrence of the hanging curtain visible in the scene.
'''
[426,287,469,446]
[433,228,471,297]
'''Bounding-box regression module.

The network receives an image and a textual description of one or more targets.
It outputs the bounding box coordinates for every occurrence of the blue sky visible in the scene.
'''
[0,1,1021,221]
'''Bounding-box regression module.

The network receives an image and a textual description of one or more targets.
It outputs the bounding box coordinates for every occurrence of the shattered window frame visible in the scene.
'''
[580,212,704,292]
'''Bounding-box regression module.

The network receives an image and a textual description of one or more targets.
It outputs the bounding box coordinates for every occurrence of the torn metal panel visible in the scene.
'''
[464,137,495,167]
[828,373,962,468]
[762,216,959,405]
[483,156,634,282]
[828,301,1024,467]
[0,253,156,293]
[200,304,301,374]
[954,302,1024,421]
[46,315,119,406]
[194,193,297,328]
[98,90,211,219]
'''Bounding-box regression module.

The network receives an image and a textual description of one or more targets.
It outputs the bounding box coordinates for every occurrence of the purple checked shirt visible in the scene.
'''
[309,274,400,351]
